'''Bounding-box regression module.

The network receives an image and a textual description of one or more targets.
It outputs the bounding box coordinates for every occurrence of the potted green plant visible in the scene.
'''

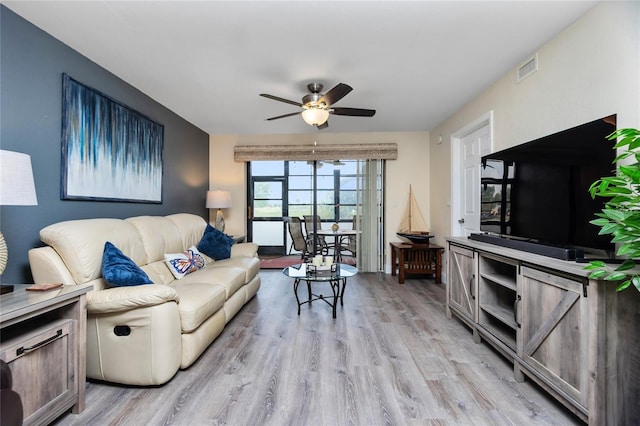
[584,127,640,292]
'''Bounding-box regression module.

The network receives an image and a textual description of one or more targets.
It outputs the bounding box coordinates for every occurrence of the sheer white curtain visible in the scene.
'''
[355,160,384,272]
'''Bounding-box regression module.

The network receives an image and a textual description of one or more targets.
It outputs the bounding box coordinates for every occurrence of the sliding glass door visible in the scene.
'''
[249,162,286,256]
[248,159,385,272]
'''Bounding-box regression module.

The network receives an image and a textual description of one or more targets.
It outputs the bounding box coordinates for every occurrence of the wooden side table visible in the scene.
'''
[390,242,444,284]
[0,284,91,425]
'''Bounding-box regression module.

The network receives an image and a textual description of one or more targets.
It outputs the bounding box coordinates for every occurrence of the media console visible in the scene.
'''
[468,233,583,261]
[446,236,639,425]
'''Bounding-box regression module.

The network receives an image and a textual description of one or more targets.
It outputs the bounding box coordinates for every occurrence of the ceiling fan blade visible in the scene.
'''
[331,107,376,117]
[260,93,302,107]
[265,111,301,121]
[317,121,329,130]
[318,83,352,106]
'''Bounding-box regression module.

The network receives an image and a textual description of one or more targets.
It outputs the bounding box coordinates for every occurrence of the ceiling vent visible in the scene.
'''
[517,54,538,82]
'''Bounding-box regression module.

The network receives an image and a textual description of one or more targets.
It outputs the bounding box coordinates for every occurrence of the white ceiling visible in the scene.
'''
[3,1,597,135]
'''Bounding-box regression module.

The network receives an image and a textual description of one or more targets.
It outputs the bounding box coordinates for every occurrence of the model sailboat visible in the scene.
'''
[396,185,433,243]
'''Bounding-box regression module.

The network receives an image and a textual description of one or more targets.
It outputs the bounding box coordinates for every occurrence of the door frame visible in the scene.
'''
[450,111,494,237]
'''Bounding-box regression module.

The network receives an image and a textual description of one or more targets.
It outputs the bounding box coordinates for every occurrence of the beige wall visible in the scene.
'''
[210,131,429,270]
[429,1,639,252]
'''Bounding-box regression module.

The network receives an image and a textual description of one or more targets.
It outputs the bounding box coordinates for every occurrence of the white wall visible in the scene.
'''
[429,1,640,251]
[210,131,429,270]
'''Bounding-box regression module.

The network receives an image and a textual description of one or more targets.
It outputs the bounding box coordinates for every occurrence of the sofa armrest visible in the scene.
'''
[28,246,78,285]
[87,284,179,314]
[231,242,259,258]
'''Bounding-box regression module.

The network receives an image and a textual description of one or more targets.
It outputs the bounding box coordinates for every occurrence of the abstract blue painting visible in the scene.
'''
[61,73,164,203]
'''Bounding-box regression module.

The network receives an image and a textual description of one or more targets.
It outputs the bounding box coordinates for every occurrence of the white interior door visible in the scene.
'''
[451,112,493,237]
[461,126,491,234]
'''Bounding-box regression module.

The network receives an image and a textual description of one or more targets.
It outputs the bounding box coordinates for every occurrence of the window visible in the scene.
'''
[252,160,362,224]
[248,159,385,272]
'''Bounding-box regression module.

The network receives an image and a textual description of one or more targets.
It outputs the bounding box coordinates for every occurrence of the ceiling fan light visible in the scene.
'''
[301,108,330,126]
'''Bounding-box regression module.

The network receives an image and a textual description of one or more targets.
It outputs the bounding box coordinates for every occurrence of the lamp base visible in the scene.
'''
[215,209,226,233]
[0,231,13,293]
[0,231,7,275]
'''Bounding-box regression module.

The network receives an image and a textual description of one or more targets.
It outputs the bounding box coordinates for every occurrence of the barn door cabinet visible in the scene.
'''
[446,237,640,425]
[445,243,477,332]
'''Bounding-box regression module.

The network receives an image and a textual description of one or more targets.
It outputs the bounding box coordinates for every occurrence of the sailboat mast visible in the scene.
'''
[408,185,413,232]
[397,183,429,239]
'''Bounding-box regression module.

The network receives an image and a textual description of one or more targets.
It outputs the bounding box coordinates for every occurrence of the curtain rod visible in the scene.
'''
[234,143,398,161]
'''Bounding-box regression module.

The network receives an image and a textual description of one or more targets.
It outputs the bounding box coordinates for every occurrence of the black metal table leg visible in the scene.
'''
[329,278,340,318]
[294,278,302,315]
[339,277,347,306]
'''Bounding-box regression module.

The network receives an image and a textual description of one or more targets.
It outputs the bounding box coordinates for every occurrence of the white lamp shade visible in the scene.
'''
[0,150,38,206]
[301,108,330,126]
[206,190,231,209]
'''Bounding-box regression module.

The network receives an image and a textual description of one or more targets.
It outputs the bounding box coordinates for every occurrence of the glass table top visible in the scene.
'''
[282,263,358,281]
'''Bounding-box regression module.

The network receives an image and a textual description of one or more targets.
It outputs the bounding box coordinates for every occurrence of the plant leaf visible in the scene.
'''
[601,209,628,221]
[598,223,619,235]
[590,218,611,227]
[588,270,608,279]
[616,280,631,291]
[615,259,637,271]
[605,271,628,281]
[585,260,606,269]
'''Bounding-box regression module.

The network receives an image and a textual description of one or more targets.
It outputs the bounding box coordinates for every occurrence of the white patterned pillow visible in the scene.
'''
[164,246,206,279]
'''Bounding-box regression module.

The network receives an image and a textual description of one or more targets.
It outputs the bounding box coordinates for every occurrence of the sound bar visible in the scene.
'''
[468,234,584,261]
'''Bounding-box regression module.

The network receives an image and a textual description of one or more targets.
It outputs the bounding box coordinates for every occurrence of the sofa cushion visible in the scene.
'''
[166,213,208,250]
[210,256,260,284]
[164,246,206,279]
[197,224,234,260]
[39,218,146,285]
[141,260,176,285]
[180,265,246,299]
[170,282,226,333]
[102,242,153,287]
[126,216,184,263]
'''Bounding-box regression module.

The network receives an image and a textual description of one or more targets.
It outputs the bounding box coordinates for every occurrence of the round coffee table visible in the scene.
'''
[282,263,358,318]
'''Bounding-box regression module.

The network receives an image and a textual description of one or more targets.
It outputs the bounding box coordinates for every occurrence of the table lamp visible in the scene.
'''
[0,150,38,291]
[206,190,231,232]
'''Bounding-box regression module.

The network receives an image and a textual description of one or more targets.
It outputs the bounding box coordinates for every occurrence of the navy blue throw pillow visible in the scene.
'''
[197,224,234,260]
[102,241,153,287]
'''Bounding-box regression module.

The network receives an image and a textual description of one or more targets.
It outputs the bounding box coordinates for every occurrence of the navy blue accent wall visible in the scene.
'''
[0,6,210,283]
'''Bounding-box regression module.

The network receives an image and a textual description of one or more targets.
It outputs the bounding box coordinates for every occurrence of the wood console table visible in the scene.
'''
[390,242,444,284]
[0,284,90,426]
[446,236,640,425]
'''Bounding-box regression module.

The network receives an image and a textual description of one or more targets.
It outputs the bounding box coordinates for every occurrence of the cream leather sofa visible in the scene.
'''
[28,213,260,386]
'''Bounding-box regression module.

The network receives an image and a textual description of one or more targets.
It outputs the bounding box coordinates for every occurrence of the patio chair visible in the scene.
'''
[303,215,322,237]
[288,217,328,261]
[288,217,308,258]
[303,214,330,248]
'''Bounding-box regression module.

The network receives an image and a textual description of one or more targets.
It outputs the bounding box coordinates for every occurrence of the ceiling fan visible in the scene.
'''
[260,82,376,129]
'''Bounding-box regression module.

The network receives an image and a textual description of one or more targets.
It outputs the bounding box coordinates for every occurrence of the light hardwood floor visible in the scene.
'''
[54,271,582,425]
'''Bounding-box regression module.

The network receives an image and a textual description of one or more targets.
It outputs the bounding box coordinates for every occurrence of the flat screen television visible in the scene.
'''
[477,115,616,259]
